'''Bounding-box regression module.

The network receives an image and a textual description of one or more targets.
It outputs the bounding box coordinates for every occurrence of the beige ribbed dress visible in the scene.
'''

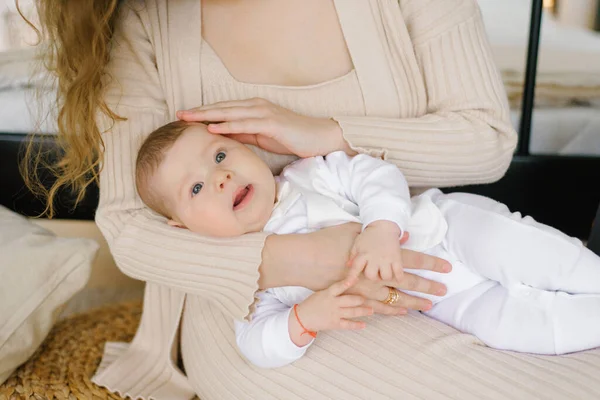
[92,1,600,399]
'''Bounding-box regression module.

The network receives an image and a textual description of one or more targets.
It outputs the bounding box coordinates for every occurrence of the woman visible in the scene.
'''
[27,0,520,399]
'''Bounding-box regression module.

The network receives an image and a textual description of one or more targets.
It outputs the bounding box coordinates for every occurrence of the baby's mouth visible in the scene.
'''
[233,184,253,210]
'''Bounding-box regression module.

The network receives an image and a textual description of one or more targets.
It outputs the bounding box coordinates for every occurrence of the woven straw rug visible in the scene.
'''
[0,301,142,400]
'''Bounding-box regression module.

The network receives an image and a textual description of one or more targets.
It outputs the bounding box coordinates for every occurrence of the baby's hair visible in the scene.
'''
[135,120,195,218]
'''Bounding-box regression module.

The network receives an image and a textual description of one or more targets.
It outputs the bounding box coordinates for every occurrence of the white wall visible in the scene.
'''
[556,0,599,30]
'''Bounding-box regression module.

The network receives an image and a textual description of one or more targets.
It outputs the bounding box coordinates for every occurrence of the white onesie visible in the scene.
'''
[235,151,600,368]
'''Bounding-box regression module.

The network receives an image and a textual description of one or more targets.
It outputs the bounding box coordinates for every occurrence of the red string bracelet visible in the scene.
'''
[293,304,317,338]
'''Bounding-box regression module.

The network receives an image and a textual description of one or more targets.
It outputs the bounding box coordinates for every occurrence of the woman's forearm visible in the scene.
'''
[259,224,452,314]
[258,231,349,291]
[258,234,304,289]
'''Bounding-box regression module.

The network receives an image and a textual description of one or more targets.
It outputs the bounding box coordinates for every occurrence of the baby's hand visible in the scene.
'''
[347,221,404,282]
[294,280,373,334]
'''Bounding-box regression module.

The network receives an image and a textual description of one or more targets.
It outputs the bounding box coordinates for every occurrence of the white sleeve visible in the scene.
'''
[314,151,412,234]
[235,290,314,369]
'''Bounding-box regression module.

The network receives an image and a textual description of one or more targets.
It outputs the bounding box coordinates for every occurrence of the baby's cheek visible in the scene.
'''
[194,209,241,238]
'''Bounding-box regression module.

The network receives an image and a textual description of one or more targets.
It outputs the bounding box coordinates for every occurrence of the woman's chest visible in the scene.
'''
[156,0,428,124]
[201,0,353,87]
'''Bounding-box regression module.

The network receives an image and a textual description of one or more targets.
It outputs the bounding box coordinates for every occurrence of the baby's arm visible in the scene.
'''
[310,152,412,281]
[235,290,312,369]
[235,281,372,369]
[314,151,412,233]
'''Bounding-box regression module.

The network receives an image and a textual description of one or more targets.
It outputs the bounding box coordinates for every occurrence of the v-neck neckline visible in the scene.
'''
[166,0,404,118]
[201,39,357,89]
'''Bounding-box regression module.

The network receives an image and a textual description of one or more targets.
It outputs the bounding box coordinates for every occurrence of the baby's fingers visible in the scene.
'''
[392,261,404,281]
[363,261,380,281]
[338,295,365,307]
[339,319,366,331]
[346,246,358,267]
[379,264,393,281]
[340,306,373,319]
[327,279,355,297]
[347,254,368,283]
[399,231,410,245]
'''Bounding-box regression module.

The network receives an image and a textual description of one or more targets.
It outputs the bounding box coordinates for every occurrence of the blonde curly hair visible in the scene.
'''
[18,0,125,217]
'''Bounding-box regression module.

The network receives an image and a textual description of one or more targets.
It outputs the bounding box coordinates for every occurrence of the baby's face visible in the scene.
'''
[153,124,276,237]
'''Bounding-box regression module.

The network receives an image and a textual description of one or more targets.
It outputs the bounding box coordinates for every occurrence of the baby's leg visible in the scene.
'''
[433,191,600,294]
[426,281,600,355]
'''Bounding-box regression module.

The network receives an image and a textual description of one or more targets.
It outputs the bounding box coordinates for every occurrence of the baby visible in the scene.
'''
[136,120,600,368]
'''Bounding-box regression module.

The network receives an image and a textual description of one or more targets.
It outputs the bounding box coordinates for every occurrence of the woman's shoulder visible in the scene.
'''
[398,0,479,14]
[114,0,199,49]
[398,0,482,43]
[118,0,150,16]
[119,0,200,36]
[116,0,172,28]
[115,0,151,33]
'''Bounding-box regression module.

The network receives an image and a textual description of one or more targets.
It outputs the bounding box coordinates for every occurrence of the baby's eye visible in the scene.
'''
[191,183,203,196]
[215,151,226,163]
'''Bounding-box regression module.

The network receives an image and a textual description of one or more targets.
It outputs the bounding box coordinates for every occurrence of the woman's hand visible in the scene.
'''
[347,275,437,315]
[345,279,408,315]
[352,245,450,313]
[260,222,451,313]
[177,98,354,157]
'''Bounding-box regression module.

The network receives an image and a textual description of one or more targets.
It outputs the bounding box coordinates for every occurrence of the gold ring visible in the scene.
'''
[382,287,400,305]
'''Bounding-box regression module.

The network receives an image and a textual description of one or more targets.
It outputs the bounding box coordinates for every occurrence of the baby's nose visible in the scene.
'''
[218,173,232,189]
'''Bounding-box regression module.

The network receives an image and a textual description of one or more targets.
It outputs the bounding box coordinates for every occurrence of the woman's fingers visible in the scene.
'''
[178,98,264,113]
[363,281,431,312]
[401,249,452,273]
[193,99,261,110]
[207,119,270,134]
[391,290,433,311]
[365,299,407,315]
[179,106,269,122]
[391,272,446,297]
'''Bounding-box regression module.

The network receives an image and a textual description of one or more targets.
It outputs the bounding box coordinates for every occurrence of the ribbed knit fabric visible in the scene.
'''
[183,297,600,400]
[200,39,366,175]
[91,1,598,399]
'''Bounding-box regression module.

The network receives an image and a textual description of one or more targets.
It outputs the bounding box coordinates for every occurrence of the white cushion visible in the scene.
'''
[0,206,99,384]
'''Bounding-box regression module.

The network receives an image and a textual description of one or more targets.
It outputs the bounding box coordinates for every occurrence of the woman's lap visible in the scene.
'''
[181,296,600,400]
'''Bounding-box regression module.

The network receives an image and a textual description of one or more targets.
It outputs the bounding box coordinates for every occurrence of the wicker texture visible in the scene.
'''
[0,301,142,400]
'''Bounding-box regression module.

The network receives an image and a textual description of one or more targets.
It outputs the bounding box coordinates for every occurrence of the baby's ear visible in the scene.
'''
[167,219,185,229]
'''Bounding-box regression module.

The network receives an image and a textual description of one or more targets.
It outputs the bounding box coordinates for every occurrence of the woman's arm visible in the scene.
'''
[260,224,449,312]
[335,0,517,187]
[234,289,314,369]
[96,2,270,321]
